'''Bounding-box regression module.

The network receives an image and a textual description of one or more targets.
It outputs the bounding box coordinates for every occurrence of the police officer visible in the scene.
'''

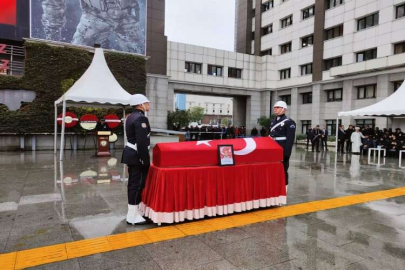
[121,94,151,225]
[269,101,296,188]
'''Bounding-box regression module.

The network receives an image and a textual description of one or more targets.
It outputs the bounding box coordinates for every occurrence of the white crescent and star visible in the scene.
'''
[195,138,257,156]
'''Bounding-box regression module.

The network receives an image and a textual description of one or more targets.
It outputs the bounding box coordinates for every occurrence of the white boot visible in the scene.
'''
[126,204,146,225]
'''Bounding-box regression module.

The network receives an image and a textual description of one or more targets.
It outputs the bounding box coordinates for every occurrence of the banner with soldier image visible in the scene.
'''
[30,0,146,55]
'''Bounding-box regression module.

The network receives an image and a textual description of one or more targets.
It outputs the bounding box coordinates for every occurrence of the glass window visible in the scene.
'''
[393,81,403,92]
[324,57,342,71]
[260,49,272,56]
[228,67,242,78]
[279,68,291,80]
[356,48,377,62]
[262,0,274,12]
[355,119,375,128]
[326,0,344,10]
[394,41,405,54]
[325,25,343,40]
[281,15,293,29]
[301,120,312,134]
[358,13,379,30]
[397,4,405,19]
[326,89,343,102]
[302,35,314,47]
[302,92,312,104]
[357,85,376,99]
[326,119,342,135]
[301,63,313,75]
[302,6,315,20]
[262,24,273,36]
[280,42,292,54]
[185,62,202,74]
[208,65,223,76]
[280,95,291,105]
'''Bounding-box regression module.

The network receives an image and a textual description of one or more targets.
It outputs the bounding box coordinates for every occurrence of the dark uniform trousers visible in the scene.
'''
[121,109,151,206]
[269,115,296,186]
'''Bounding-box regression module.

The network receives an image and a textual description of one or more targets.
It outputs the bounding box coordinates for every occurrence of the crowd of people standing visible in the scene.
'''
[305,125,330,152]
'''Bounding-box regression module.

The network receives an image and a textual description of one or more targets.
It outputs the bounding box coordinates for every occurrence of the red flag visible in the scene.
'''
[0,0,17,26]
[153,137,283,167]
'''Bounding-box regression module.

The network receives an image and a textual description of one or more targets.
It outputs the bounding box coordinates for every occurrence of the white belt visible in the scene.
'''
[272,137,287,141]
[126,142,150,151]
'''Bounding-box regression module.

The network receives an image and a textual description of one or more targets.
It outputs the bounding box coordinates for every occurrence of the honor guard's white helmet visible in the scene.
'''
[274,101,287,109]
[130,94,150,106]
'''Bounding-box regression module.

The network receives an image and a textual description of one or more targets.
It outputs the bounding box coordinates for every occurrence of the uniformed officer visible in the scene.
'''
[269,101,296,188]
[121,94,151,225]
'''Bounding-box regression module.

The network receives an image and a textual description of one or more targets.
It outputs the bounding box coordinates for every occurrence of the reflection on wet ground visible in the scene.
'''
[1,146,405,269]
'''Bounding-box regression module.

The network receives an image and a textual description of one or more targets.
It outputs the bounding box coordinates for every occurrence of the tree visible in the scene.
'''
[188,106,205,123]
[257,114,276,128]
[221,118,230,126]
[167,110,190,131]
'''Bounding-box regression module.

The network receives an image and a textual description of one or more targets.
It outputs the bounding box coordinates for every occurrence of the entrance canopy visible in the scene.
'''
[55,48,132,160]
[338,80,405,117]
[55,48,131,108]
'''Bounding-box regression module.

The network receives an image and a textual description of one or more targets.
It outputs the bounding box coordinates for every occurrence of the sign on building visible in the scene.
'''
[30,0,147,55]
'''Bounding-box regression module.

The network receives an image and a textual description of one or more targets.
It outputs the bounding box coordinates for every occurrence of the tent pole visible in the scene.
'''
[335,116,339,153]
[60,100,66,161]
[123,107,127,145]
[54,103,58,154]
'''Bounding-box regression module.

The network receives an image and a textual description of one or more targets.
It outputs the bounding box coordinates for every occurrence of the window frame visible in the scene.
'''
[302,6,315,20]
[326,89,343,102]
[357,13,379,31]
[185,62,202,74]
[301,120,312,134]
[396,3,405,19]
[300,63,313,75]
[262,0,274,12]
[394,41,405,55]
[355,119,375,129]
[207,65,223,77]
[280,15,293,29]
[356,48,377,62]
[302,92,313,104]
[393,81,403,92]
[323,57,342,71]
[280,94,292,105]
[325,24,343,41]
[326,0,344,10]
[228,67,243,79]
[357,84,376,99]
[280,42,292,54]
[301,35,314,48]
[260,48,272,56]
[279,68,291,80]
[326,119,342,135]
[262,24,273,36]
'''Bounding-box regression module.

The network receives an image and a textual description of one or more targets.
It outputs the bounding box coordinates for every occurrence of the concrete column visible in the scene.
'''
[146,74,170,129]
[260,90,271,118]
[233,96,246,128]
[246,91,261,134]
[311,84,322,126]
[290,87,299,123]
[376,74,390,128]
[342,80,354,127]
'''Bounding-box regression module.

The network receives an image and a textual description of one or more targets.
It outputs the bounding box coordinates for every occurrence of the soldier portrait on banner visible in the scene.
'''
[30,0,146,55]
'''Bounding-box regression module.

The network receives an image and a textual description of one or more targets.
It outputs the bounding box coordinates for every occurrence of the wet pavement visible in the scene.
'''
[1,146,405,269]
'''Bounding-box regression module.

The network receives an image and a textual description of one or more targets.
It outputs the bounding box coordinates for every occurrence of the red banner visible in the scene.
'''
[153,137,283,167]
[0,0,17,26]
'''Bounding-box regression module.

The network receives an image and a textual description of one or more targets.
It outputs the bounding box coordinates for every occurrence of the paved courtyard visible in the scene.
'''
[0,146,405,269]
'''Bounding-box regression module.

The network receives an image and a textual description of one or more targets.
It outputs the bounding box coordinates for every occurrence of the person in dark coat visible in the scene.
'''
[312,125,321,152]
[338,125,346,153]
[269,101,296,189]
[260,126,267,137]
[121,94,151,225]
[96,119,109,131]
[321,126,328,151]
[251,126,258,137]
[345,125,354,152]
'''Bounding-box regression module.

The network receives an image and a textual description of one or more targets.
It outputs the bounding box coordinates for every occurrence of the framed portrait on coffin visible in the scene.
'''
[217,145,235,166]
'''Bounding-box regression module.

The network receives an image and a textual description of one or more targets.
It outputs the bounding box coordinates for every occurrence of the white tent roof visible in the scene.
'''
[338,80,405,117]
[55,48,131,108]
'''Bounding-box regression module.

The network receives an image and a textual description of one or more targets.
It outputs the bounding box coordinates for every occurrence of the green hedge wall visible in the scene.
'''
[0,42,147,134]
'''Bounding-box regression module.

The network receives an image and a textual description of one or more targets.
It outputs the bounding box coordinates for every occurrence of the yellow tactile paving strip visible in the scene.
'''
[1,187,405,269]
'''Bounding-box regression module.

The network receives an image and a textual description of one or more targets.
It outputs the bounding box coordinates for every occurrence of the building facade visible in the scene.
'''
[231,0,405,134]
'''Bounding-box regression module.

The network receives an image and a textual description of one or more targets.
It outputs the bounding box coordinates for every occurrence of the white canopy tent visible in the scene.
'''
[54,48,132,160]
[335,79,405,150]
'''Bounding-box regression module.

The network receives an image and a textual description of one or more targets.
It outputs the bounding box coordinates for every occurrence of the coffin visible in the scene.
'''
[153,137,283,167]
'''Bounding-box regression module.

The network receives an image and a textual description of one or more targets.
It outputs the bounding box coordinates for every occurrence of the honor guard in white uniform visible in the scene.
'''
[269,101,296,188]
[121,94,150,225]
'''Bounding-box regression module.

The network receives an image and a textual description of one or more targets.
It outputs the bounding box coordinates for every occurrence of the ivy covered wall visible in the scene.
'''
[0,41,147,133]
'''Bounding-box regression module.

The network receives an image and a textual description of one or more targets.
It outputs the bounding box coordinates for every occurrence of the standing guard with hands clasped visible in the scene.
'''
[121,94,151,225]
